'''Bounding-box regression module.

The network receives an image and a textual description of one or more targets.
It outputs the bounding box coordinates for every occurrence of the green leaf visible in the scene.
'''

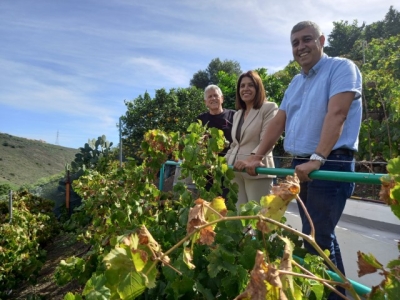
[195,281,215,300]
[384,274,400,300]
[131,250,146,272]
[387,157,400,174]
[309,280,324,300]
[83,274,111,300]
[386,259,400,269]
[390,203,400,219]
[170,275,195,298]
[103,248,134,273]
[239,244,257,270]
[117,272,146,300]
[64,293,83,300]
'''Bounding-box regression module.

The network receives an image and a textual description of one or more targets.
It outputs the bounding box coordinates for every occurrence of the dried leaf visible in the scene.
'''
[379,175,396,205]
[357,251,383,277]
[271,174,300,203]
[234,251,286,300]
[199,226,216,245]
[139,226,160,252]
[187,199,207,234]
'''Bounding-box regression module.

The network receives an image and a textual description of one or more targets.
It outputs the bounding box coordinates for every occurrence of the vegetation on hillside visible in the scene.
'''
[0,133,78,188]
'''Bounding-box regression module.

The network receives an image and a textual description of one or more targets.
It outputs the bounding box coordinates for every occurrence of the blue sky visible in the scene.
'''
[0,0,397,149]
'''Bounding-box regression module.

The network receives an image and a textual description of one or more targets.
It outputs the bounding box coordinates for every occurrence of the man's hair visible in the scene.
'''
[291,21,323,37]
[235,70,266,110]
[204,84,223,99]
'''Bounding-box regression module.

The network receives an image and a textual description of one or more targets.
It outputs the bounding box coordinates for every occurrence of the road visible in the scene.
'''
[285,202,400,290]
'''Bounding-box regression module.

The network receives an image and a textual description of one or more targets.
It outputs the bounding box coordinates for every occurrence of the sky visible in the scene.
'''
[0,0,397,149]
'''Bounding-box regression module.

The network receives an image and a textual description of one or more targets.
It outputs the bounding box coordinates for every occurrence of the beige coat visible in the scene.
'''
[225,102,278,179]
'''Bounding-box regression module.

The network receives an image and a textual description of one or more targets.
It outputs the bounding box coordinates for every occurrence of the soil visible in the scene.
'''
[9,176,177,300]
[9,235,87,299]
[8,175,382,299]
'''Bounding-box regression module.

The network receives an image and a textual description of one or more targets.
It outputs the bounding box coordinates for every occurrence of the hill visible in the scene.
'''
[0,133,78,188]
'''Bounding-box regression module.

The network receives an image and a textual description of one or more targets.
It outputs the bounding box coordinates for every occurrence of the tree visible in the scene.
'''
[383,6,400,38]
[359,34,400,161]
[121,87,205,158]
[190,58,242,89]
[324,20,365,57]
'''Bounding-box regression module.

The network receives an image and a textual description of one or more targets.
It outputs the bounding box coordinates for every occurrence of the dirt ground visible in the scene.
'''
[9,176,177,300]
[9,175,381,299]
[10,234,88,299]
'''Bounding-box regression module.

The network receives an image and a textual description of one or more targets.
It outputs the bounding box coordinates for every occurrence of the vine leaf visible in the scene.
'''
[183,247,196,270]
[257,175,300,233]
[138,225,171,266]
[199,226,216,245]
[82,274,111,300]
[186,198,207,235]
[234,250,287,300]
[187,197,226,246]
[357,251,383,277]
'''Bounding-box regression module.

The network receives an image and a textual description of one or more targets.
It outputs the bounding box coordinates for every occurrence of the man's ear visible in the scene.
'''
[319,34,325,47]
[221,96,224,103]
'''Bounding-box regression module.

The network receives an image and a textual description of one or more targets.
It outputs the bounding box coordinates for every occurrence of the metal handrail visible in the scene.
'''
[159,160,385,191]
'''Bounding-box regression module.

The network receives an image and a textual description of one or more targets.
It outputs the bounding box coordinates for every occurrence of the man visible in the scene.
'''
[241,21,362,299]
[197,85,236,156]
[197,84,236,195]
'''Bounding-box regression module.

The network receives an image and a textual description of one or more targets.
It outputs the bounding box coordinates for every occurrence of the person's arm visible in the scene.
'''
[295,91,355,181]
[234,110,286,175]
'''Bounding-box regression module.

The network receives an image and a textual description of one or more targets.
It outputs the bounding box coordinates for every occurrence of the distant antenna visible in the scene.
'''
[56,130,59,145]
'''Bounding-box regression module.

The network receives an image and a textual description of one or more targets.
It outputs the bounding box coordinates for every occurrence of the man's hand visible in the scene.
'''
[295,160,321,182]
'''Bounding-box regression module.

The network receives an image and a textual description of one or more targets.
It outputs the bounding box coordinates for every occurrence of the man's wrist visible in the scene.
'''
[310,153,326,165]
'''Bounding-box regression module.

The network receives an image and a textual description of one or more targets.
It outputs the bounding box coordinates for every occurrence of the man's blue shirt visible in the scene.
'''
[280,54,362,156]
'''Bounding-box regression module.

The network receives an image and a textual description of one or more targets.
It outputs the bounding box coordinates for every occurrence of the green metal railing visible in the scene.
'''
[159,160,384,191]
[158,160,387,297]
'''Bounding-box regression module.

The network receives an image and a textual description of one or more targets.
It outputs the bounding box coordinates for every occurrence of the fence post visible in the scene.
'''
[159,164,165,191]
[66,170,70,215]
[9,190,13,224]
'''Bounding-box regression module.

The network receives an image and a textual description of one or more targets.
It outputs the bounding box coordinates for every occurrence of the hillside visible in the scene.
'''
[0,133,78,188]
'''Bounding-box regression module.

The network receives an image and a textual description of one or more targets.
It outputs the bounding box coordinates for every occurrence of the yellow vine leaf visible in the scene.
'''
[257,175,300,233]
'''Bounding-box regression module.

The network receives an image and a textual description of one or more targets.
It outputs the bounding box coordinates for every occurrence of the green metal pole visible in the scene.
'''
[164,161,385,185]
[249,167,384,185]
[292,255,371,297]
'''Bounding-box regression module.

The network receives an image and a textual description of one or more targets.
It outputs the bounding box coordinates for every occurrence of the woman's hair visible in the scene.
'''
[235,70,266,110]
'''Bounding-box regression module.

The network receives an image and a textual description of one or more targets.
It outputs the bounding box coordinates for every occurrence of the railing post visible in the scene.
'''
[159,164,165,191]
[9,190,13,224]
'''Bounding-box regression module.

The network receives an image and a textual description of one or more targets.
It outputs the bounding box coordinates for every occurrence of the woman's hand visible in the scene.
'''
[234,156,265,176]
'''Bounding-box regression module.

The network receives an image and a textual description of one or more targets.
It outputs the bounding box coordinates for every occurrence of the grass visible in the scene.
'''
[0,133,78,188]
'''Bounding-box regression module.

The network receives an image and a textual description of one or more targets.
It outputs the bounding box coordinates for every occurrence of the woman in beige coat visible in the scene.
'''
[225,70,278,209]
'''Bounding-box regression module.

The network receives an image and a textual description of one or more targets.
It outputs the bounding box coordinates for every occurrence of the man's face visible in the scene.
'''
[205,89,223,111]
[291,26,325,73]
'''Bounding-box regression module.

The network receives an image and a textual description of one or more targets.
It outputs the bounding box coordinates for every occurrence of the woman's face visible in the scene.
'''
[239,76,256,105]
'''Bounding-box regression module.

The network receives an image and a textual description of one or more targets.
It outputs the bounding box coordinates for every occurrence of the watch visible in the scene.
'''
[310,153,326,165]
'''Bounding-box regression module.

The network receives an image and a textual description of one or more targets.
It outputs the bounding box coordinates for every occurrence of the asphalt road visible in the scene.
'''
[285,202,400,290]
